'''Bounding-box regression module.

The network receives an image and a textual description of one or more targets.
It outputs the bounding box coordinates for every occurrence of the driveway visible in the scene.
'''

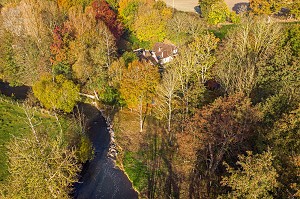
[163,0,249,13]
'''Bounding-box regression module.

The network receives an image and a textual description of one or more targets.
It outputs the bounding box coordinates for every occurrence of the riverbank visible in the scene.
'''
[74,104,138,199]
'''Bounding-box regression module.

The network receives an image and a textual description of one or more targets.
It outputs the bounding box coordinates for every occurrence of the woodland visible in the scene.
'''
[0,0,299,198]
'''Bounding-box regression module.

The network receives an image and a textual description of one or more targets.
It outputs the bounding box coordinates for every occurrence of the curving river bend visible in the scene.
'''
[0,82,137,199]
[74,110,138,199]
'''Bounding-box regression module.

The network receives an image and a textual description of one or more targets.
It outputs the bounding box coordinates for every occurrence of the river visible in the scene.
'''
[0,81,138,199]
[74,107,138,199]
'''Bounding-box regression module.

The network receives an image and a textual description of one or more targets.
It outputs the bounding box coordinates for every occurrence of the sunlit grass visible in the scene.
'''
[0,96,71,182]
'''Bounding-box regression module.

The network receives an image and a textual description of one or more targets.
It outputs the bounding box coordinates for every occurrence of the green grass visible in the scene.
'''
[210,24,237,39]
[0,97,72,182]
[123,151,148,192]
[0,100,31,182]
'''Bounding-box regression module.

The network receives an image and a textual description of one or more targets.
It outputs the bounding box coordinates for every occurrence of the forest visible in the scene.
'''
[0,0,299,198]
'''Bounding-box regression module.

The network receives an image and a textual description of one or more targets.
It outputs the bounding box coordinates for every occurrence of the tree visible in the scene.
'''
[33,75,80,112]
[267,105,300,197]
[215,17,282,95]
[57,0,92,12]
[186,93,261,197]
[289,0,300,19]
[2,134,80,199]
[0,30,20,86]
[207,1,229,25]
[119,60,160,132]
[1,0,59,85]
[250,0,283,15]
[118,0,140,29]
[221,151,278,198]
[166,12,206,45]
[199,0,229,25]
[92,0,124,39]
[188,32,219,84]
[155,68,179,132]
[133,8,170,44]
[66,5,117,95]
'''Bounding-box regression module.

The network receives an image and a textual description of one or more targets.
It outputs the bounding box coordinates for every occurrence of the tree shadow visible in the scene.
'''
[232,2,250,14]
[0,81,30,100]
[194,6,200,14]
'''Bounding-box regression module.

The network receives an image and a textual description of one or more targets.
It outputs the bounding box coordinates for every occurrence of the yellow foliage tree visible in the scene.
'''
[120,60,160,132]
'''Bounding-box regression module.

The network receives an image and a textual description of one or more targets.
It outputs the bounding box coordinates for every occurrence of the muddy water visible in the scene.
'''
[74,111,138,199]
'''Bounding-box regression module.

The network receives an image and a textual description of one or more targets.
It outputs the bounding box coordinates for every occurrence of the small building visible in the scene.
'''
[152,42,178,65]
[134,42,178,65]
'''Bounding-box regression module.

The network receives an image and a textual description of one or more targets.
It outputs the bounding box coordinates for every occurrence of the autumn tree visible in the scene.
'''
[221,151,278,198]
[215,17,282,95]
[249,0,283,15]
[1,0,59,85]
[166,12,207,45]
[1,108,82,199]
[186,93,261,197]
[50,24,75,65]
[133,3,172,44]
[267,105,300,197]
[199,0,229,25]
[155,68,179,133]
[119,60,160,132]
[92,0,124,39]
[33,75,79,112]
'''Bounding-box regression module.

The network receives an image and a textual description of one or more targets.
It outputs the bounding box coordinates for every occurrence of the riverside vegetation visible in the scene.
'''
[0,0,299,198]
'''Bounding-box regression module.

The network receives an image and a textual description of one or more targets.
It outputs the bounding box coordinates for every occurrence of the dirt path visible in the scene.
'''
[162,0,249,12]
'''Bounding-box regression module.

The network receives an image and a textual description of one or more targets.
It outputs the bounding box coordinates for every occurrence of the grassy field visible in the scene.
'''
[0,99,34,182]
[0,96,70,182]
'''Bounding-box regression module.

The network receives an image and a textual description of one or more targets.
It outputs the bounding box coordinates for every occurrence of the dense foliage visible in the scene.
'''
[0,0,299,198]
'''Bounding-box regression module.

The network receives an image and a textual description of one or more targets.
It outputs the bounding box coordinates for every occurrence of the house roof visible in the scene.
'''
[153,42,177,59]
[134,49,159,65]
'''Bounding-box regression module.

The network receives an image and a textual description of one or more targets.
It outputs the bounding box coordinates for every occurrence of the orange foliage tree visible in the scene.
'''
[119,60,160,132]
[92,0,124,39]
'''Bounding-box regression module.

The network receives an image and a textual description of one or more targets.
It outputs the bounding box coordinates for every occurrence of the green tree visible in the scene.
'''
[33,75,79,112]
[133,8,171,44]
[0,30,20,86]
[2,129,81,198]
[267,105,300,197]
[207,1,229,25]
[118,0,140,29]
[199,0,229,25]
[250,0,283,15]
[221,151,278,198]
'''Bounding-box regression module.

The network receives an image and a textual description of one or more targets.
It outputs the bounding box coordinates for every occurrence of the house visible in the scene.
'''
[134,42,178,65]
[152,42,178,64]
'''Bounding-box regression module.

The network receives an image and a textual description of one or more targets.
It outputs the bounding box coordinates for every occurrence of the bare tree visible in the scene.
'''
[215,17,282,95]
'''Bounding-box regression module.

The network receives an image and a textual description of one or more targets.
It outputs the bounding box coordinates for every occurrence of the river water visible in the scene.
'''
[74,111,138,199]
[0,82,137,198]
